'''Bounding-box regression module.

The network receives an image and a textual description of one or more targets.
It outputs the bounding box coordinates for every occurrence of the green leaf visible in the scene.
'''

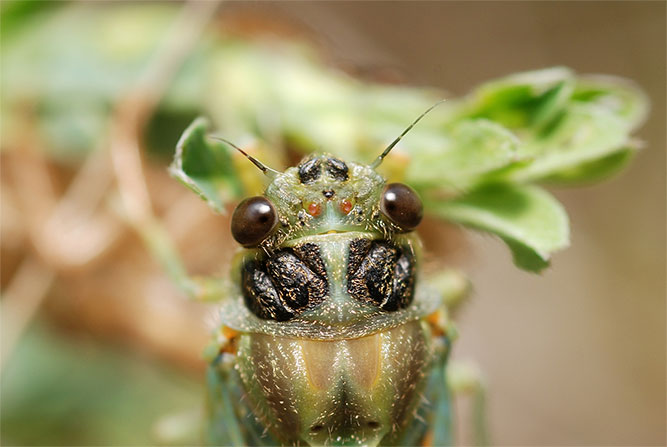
[406,119,522,191]
[540,146,637,185]
[572,75,649,130]
[457,67,575,130]
[0,0,65,43]
[428,184,569,272]
[206,41,450,161]
[169,117,242,213]
[450,68,647,186]
[509,103,634,182]
[1,3,192,160]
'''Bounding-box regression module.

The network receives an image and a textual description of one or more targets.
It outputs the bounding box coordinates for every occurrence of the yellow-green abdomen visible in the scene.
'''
[236,320,434,446]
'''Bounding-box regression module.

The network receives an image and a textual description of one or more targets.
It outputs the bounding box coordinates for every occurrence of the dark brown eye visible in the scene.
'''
[231,196,278,246]
[380,183,423,230]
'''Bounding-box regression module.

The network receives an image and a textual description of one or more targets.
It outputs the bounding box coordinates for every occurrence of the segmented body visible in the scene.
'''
[206,155,453,447]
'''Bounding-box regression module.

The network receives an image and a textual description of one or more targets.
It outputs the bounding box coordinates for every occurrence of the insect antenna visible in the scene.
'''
[371,99,446,169]
[210,136,280,178]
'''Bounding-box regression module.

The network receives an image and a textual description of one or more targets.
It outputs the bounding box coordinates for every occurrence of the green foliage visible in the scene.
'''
[405,119,521,191]
[0,3,187,162]
[174,50,646,272]
[427,184,569,272]
[170,118,242,213]
[0,0,65,43]
[0,321,202,445]
[1,2,647,272]
[451,67,647,184]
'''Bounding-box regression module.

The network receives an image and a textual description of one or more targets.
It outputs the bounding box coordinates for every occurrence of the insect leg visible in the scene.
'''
[422,269,475,446]
[119,210,230,302]
[427,269,471,318]
[152,406,203,445]
[426,336,454,447]
[447,361,490,447]
[206,353,246,446]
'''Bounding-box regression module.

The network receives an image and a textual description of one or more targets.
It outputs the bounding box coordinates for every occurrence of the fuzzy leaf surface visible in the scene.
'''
[428,184,570,272]
[170,117,242,213]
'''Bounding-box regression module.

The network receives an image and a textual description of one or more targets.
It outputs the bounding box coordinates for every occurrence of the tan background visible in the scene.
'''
[256,2,666,445]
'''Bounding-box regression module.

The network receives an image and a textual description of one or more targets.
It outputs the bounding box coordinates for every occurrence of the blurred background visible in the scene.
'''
[1,1,664,446]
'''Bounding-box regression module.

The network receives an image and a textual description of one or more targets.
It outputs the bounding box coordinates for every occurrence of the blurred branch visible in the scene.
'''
[5,99,120,269]
[2,116,119,369]
[1,257,55,367]
[41,148,121,268]
[1,0,222,368]
[111,0,222,223]
[109,0,224,299]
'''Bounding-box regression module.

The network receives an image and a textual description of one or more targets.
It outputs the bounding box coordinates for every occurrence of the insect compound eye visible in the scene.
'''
[380,183,423,230]
[231,196,278,246]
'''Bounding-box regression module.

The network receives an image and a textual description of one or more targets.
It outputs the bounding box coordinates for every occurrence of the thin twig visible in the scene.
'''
[111,0,222,226]
[1,0,222,366]
[6,100,120,268]
[109,0,223,299]
[41,146,121,268]
[1,114,122,371]
[0,257,55,368]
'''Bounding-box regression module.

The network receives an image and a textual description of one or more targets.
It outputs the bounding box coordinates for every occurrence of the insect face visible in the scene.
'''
[263,155,390,244]
[230,155,423,250]
[227,154,427,327]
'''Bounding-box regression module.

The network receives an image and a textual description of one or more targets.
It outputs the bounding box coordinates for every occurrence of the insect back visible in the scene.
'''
[212,152,448,447]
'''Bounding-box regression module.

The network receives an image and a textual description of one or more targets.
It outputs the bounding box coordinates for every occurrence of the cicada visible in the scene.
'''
[200,105,464,447]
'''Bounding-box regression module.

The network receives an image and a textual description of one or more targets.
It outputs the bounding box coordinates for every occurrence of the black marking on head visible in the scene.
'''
[322,189,335,199]
[242,246,328,321]
[326,157,349,181]
[347,239,415,311]
[298,158,322,184]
